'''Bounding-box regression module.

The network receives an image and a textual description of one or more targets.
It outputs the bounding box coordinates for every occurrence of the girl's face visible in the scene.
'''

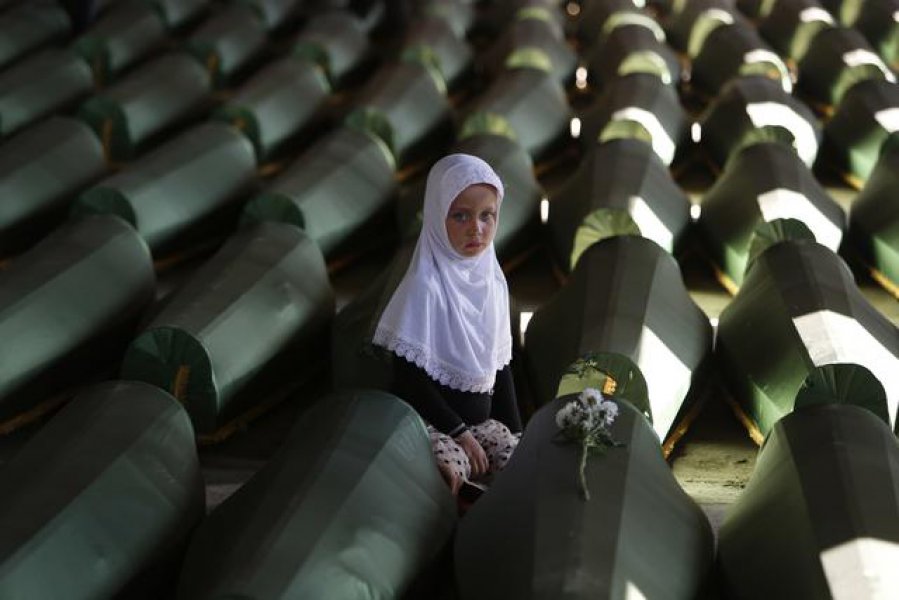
[445,183,499,257]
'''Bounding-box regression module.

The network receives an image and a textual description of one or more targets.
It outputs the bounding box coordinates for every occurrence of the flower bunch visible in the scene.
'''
[555,387,622,501]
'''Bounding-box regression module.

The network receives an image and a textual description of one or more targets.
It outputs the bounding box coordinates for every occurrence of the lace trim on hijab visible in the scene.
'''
[373,328,512,394]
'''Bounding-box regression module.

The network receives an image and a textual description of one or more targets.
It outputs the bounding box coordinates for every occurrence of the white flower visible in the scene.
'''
[596,399,619,428]
[578,387,603,408]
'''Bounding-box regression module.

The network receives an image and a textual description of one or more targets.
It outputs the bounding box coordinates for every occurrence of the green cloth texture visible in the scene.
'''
[853,1,899,71]
[0,380,205,600]
[0,117,106,257]
[120,222,335,435]
[176,389,457,599]
[344,61,451,166]
[186,4,267,88]
[0,2,71,71]
[242,125,397,257]
[231,0,299,31]
[718,403,899,599]
[293,11,370,87]
[819,78,899,186]
[214,55,330,161]
[77,52,211,161]
[486,18,576,85]
[549,137,690,271]
[698,141,845,287]
[142,0,210,29]
[401,16,473,91]
[691,23,790,98]
[699,75,822,169]
[579,73,687,166]
[715,239,899,439]
[455,395,714,599]
[72,2,167,85]
[525,236,712,445]
[586,23,681,90]
[848,133,899,288]
[0,48,93,137]
[0,215,155,424]
[73,122,257,257]
[462,65,570,160]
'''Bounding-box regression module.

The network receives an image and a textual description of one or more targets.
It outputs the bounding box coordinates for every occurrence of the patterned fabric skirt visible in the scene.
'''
[428,419,519,484]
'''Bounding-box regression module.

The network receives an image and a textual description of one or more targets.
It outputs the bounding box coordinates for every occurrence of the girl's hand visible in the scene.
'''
[456,430,488,478]
[437,461,463,495]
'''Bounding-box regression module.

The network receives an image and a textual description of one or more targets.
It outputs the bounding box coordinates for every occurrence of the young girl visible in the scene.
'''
[373,153,522,495]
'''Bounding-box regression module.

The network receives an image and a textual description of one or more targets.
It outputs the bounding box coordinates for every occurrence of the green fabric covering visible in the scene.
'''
[0,380,205,600]
[77,52,210,161]
[242,125,397,257]
[0,48,93,137]
[176,389,456,599]
[525,236,713,443]
[231,0,300,31]
[455,396,714,599]
[0,117,106,257]
[580,73,687,166]
[464,66,569,160]
[142,0,209,29]
[556,352,650,414]
[459,112,518,142]
[489,19,575,85]
[214,55,330,161]
[692,23,791,97]
[698,141,845,287]
[0,2,71,71]
[718,404,899,598]
[346,61,451,166]
[402,15,473,90]
[746,218,816,271]
[715,240,899,439]
[797,26,894,109]
[575,0,642,46]
[549,137,690,272]
[757,1,833,62]
[72,2,167,85]
[73,122,256,257]
[121,223,334,435]
[699,75,821,169]
[819,78,899,186]
[795,363,890,424]
[854,1,899,70]
[293,11,370,87]
[665,0,737,51]
[186,4,267,88]
[848,133,899,287]
[0,215,155,424]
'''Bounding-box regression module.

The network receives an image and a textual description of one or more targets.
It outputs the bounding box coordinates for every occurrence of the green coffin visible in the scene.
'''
[396,131,543,257]
[483,11,576,86]
[691,22,792,99]
[417,0,476,37]
[214,55,330,162]
[716,239,899,440]
[0,215,155,427]
[0,48,93,138]
[757,0,834,62]
[242,124,396,258]
[853,0,899,70]
[77,52,211,161]
[232,0,301,31]
[73,121,257,258]
[797,26,896,111]
[120,222,335,436]
[699,141,846,289]
[698,75,822,169]
[293,11,371,88]
[580,72,687,166]
[574,0,640,47]
[664,0,739,52]
[72,2,167,85]
[345,59,452,167]
[0,2,71,71]
[848,133,899,291]
[817,78,899,188]
[525,236,713,445]
[549,137,690,272]
[461,64,570,161]
[142,0,210,29]
[176,389,456,599]
[455,395,714,599]
[586,19,681,90]
[402,15,473,92]
[0,380,205,600]
[186,4,267,88]
[718,403,899,599]
[0,116,106,257]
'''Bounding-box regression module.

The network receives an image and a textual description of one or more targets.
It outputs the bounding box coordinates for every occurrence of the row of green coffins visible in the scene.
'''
[0,214,335,441]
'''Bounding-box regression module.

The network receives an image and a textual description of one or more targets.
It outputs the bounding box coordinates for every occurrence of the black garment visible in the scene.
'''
[391,356,522,437]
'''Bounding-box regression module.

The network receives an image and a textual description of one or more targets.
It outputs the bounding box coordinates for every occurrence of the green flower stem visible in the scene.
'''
[579,440,590,501]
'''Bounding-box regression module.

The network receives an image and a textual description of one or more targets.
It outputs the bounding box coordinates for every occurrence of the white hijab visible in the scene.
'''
[373,153,512,393]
